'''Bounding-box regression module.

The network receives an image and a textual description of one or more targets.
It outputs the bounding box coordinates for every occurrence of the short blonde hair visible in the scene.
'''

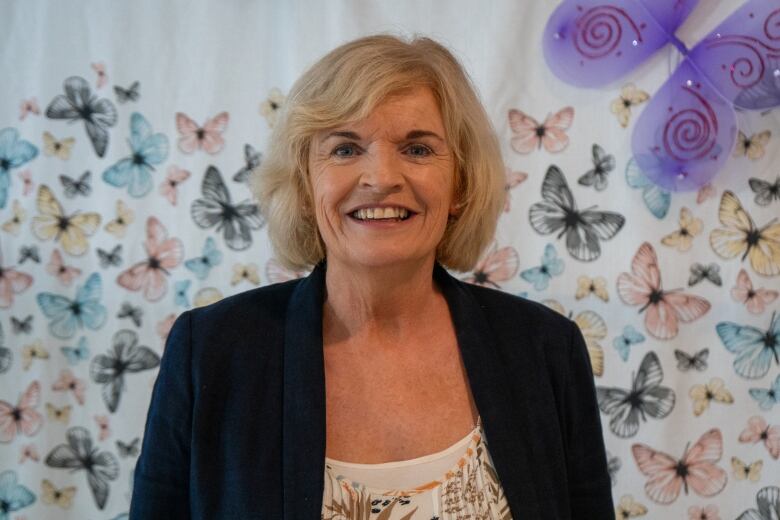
[253,34,505,272]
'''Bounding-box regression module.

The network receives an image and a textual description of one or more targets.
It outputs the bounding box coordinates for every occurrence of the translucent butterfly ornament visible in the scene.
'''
[543,0,780,191]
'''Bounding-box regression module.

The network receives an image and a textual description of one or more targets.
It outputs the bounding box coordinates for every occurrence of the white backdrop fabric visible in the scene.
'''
[1,1,778,519]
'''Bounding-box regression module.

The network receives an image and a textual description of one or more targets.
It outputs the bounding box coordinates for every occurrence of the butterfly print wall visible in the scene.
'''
[1,2,778,518]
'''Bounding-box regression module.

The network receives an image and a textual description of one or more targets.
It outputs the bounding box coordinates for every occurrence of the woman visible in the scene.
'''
[130,35,613,519]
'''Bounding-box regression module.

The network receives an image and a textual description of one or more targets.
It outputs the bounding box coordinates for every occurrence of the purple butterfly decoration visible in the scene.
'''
[543,0,780,191]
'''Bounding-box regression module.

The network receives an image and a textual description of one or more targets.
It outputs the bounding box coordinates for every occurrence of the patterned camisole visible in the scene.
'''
[321,417,513,519]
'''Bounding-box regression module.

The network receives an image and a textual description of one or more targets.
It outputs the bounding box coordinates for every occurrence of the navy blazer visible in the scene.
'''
[130,263,614,519]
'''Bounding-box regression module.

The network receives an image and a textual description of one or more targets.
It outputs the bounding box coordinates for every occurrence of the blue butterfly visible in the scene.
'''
[184,237,222,280]
[613,325,646,362]
[716,311,780,379]
[102,113,168,198]
[520,244,564,290]
[0,127,38,209]
[0,470,35,519]
[749,374,780,412]
[60,336,90,366]
[174,279,191,308]
[36,272,107,339]
[625,157,671,219]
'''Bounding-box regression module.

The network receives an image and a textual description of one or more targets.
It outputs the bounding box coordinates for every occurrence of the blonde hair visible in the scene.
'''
[252,34,505,272]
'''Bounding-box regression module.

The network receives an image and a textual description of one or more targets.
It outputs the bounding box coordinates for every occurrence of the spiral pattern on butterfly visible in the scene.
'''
[573,6,640,59]
[664,88,718,162]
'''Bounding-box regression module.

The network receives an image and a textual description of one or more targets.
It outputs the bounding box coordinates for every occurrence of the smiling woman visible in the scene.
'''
[130,35,613,520]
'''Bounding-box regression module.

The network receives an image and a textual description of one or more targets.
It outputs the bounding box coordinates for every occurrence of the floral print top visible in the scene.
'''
[321,417,513,520]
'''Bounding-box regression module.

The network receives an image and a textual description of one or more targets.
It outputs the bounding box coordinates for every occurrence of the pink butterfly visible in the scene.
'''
[266,258,307,284]
[95,415,111,441]
[504,167,528,212]
[157,313,177,345]
[617,242,710,340]
[118,216,183,302]
[730,269,778,315]
[176,112,229,154]
[46,249,81,286]
[739,416,780,459]
[632,428,727,504]
[508,106,574,154]
[91,62,107,88]
[0,245,33,308]
[52,369,86,405]
[18,169,34,196]
[696,183,716,204]
[463,242,519,289]
[19,443,39,464]
[0,381,43,443]
[19,98,40,120]
[159,165,191,205]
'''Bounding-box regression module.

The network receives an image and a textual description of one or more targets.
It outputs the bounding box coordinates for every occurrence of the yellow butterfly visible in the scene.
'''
[104,199,134,238]
[194,287,223,307]
[21,340,49,370]
[614,494,648,518]
[42,131,76,160]
[689,377,734,416]
[543,300,606,377]
[661,207,703,252]
[734,130,771,160]
[41,479,77,508]
[45,403,72,424]
[231,263,260,286]
[710,191,780,276]
[610,83,650,128]
[731,456,763,482]
[32,185,100,256]
[575,275,608,302]
[1,200,25,235]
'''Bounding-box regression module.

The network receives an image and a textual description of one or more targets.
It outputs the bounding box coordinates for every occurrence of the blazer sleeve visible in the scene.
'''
[565,321,614,519]
[129,311,193,519]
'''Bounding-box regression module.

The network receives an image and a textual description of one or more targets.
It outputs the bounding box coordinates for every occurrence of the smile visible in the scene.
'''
[350,207,411,221]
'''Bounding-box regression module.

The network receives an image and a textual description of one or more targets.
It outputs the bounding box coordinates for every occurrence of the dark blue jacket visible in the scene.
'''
[130,263,614,519]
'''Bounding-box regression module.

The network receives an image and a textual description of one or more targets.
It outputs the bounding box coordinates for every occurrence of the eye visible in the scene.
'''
[332,143,361,157]
[405,143,433,157]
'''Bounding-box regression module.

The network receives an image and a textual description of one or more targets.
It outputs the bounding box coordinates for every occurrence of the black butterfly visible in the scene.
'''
[737,485,780,520]
[595,351,675,438]
[606,450,621,487]
[529,165,625,262]
[233,144,263,183]
[116,437,140,458]
[46,76,117,158]
[90,329,160,413]
[749,176,780,206]
[114,81,140,103]
[688,262,722,287]
[578,144,615,191]
[11,315,32,334]
[97,245,122,268]
[19,245,40,264]
[117,302,143,327]
[59,170,92,198]
[674,348,709,372]
[0,322,11,374]
[45,426,119,509]
[191,166,265,251]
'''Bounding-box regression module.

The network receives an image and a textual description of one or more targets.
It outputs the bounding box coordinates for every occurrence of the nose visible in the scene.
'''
[359,144,403,193]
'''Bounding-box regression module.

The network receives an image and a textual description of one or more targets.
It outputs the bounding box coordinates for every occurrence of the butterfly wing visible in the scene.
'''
[176,112,200,153]
[540,107,574,153]
[625,157,671,218]
[631,443,683,504]
[716,320,774,379]
[529,165,574,236]
[748,220,780,277]
[191,166,230,228]
[508,109,541,154]
[87,451,119,509]
[200,111,229,154]
[682,428,727,497]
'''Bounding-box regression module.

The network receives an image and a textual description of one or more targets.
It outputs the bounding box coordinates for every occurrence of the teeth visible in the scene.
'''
[352,207,409,220]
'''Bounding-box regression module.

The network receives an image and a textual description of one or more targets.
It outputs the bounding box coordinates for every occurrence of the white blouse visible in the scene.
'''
[321,417,513,519]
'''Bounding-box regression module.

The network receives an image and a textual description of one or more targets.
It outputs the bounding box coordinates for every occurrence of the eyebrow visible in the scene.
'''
[320,129,445,142]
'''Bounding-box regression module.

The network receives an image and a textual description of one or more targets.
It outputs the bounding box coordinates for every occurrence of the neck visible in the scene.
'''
[323,256,446,347]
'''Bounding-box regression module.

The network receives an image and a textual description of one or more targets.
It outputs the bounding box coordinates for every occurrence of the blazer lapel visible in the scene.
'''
[282,263,327,520]
[434,264,544,519]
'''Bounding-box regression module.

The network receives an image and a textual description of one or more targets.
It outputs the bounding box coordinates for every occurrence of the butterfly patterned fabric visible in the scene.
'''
[2,2,779,518]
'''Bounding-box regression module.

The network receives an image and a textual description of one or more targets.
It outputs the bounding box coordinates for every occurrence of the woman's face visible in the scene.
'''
[308,87,456,272]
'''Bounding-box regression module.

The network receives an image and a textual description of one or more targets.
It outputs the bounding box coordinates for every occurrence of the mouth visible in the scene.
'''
[348,206,414,222]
